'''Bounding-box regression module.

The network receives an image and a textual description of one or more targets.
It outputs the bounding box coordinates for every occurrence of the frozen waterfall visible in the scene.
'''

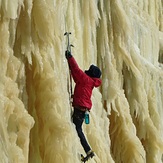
[0,0,163,163]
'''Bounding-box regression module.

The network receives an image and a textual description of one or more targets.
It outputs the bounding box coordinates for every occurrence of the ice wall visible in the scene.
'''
[0,0,163,163]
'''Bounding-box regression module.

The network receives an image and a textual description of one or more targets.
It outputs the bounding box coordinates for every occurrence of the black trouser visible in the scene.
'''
[72,108,91,153]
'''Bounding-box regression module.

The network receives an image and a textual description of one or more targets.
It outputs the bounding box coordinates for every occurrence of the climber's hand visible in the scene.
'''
[65,50,72,59]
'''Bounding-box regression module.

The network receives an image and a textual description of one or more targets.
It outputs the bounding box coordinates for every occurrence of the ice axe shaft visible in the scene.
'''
[64,32,74,52]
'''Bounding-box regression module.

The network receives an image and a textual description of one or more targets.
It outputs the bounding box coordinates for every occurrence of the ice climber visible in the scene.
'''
[65,50,102,160]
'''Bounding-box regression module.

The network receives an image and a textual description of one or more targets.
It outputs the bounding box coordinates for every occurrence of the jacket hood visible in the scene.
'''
[92,78,102,87]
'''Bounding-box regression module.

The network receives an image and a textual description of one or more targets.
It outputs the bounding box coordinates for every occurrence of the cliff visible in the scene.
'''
[0,0,163,163]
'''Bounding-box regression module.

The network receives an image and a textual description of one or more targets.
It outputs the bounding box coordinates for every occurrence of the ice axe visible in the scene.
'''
[64,32,74,52]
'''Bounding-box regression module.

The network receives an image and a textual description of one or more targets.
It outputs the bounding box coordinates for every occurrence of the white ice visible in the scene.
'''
[0,0,163,163]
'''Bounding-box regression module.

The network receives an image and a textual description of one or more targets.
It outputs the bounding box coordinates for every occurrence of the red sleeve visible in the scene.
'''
[67,57,85,83]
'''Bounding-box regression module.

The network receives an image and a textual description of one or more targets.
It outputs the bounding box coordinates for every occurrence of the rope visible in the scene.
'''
[64,32,74,116]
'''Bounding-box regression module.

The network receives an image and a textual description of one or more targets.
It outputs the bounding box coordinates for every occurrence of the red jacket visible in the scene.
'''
[68,57,102,110]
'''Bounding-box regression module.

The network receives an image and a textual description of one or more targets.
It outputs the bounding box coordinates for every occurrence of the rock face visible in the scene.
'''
[0,0,163,163]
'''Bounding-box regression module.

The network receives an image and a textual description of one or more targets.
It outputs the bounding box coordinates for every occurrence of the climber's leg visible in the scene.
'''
[72,108,91,153]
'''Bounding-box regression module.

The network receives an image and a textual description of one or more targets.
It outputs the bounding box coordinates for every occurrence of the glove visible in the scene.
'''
[65,50,72,59]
